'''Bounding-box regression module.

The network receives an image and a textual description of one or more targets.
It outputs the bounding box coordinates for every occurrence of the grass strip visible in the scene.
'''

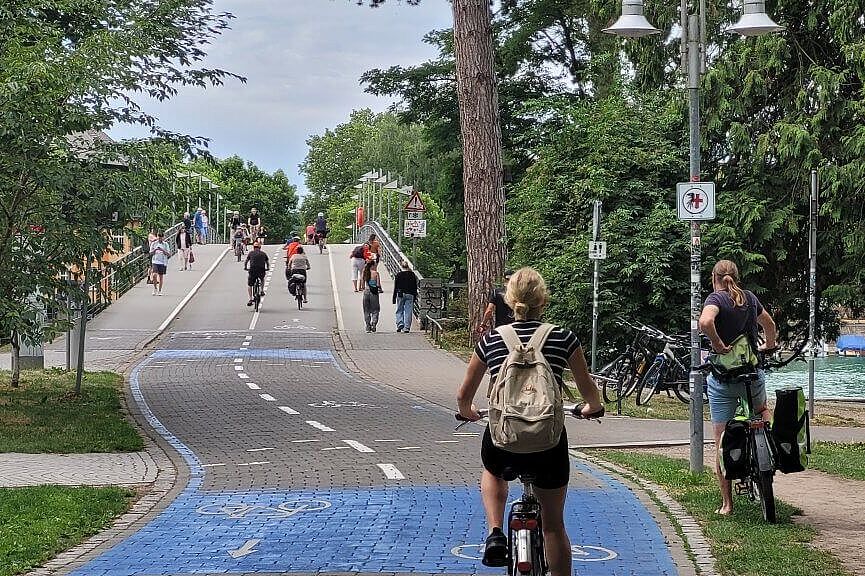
[0,370,142,453]
[810,442,865,481]
[591,450,849,576]
[0,485,134,576]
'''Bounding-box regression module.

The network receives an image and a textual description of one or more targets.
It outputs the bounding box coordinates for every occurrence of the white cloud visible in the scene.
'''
[109,0,453,194]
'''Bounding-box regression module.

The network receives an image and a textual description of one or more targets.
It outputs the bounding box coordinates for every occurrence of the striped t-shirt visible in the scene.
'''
[475,320,581,385]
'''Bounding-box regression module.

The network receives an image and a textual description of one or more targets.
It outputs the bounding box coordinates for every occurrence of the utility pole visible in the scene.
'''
[590,200,603,372]
[808,169,818,418]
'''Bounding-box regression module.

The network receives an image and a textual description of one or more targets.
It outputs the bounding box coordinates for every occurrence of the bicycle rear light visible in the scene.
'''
[509,517,538,530]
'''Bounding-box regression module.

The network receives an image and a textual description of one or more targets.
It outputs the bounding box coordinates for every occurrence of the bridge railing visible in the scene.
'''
[357,221,466,342]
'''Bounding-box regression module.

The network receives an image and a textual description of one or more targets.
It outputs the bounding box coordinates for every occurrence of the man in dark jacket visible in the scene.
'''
[393,260,419,333]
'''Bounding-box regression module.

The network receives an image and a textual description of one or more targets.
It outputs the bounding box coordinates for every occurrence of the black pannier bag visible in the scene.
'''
[720,419,750,480]
[773,387,810,473]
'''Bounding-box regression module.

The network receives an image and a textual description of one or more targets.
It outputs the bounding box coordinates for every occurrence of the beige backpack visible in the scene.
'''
[487,323,567,454]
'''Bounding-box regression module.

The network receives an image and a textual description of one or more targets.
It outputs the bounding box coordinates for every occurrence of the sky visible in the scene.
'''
[108,1,454,196]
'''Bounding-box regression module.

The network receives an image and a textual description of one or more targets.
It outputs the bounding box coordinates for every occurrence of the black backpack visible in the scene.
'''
[351,245,365,259]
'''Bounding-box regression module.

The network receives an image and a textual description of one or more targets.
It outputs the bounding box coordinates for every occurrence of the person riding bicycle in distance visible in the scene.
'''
[315,211,328,248]
[698,259,777,516]
[248,207,262,238]
[456,267,604,576]
[244,241,269,306]
[288,246,311,303]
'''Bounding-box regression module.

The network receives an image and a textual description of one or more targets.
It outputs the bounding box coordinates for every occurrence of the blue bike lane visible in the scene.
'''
[68,339,686,576]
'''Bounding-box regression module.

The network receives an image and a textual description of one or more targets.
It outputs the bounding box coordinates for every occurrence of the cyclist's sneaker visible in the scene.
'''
[482,527,507,567]
[247,300,253,307]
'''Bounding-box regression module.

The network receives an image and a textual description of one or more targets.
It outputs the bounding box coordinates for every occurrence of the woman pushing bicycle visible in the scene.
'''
[699,259,777,516]
[456,267,603,576]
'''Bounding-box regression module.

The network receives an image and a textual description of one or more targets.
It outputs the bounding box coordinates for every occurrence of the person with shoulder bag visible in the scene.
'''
[699,259,777,516]
[349,244,366,292]
[456,267,603,576]
[361,259,383,332]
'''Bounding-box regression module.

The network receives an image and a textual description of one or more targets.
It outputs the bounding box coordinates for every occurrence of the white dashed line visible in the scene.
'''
[246,447,274,452]
[234,358,243,363]
[246,383,261,390]
[321,446,351,451]
[238,373,249,379]
[343,440,375,453]
[453,432,479,437]
[436,440,460,443]
[259,394,276,402]
[291,439,321,443]
[241,342,250,347]
[278,406,300,415]
[377,463,405,480]
[397,446,421,450]
[238,461,270,466]
[234,366,243,371]
[201,463,226,468]
[306,421,335,432]
[374,439,401,443]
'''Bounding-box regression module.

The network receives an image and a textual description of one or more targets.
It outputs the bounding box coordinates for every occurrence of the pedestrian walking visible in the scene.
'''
[149,231,171,295]
[361,259,382,332]
[393,260,418,333]
[193,208,204,243]
[200,210,209,244]
[479,270,514,334]
[183,212,193,232]
[175,226,193,270]
[349,243,367,292]
[367,233,381,263]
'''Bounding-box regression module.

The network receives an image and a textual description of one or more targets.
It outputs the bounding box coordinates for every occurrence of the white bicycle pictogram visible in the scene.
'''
[196,499,331,519]
[450,543,617,562]
[273,324,317,331]
[308,400,372,408]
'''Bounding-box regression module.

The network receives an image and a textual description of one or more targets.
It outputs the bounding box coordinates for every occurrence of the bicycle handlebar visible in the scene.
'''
[455,403,605,426]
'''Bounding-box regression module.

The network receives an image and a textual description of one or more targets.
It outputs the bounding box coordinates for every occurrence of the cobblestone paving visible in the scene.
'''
[61,248,688,576]
[0,452,157,487]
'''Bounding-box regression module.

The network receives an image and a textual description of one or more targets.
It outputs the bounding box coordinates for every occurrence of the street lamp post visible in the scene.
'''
[604,0,783,473]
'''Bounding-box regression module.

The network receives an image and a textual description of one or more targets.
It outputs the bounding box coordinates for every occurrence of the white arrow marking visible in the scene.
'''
[229,539,260,559]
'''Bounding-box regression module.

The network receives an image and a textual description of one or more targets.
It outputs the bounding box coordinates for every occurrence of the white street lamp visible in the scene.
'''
[604,0,783,473]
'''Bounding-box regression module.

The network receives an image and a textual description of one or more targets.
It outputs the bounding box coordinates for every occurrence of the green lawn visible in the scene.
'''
[591,450,849,576]
[810,442,865,481]
[0,370,142,453]
[0,486,134,576]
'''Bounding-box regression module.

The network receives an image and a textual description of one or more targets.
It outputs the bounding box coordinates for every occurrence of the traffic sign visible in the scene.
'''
[404,192,426,212]
[677,182,715,220]
[404,219,427,238]
[588,241,607,260]
[406,211,424,220]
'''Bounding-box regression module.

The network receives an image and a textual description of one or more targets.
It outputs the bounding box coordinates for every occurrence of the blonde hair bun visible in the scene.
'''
[504,267,549,320]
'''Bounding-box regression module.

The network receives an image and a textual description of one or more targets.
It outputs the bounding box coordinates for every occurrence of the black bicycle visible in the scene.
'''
[636,330,693,405]
[252,275,263,312]
[455,404,604,576]
[598,318,667,404]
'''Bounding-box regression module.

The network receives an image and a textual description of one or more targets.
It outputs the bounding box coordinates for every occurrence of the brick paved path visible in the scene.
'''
[0,452,158,487]
[55,244,693,576]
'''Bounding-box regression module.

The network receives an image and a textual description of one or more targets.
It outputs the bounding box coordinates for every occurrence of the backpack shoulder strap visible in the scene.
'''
[497,324,522,353]
[526,323,555,352]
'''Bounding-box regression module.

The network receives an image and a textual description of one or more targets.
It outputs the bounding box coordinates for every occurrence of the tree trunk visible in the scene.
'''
[452,0,505,341]
[10,330,20,388]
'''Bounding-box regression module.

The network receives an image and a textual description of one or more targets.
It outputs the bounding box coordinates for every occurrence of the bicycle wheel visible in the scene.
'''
[602,356,630,403]
[636,361,663,405]
[297,291,303,310]
[673,379,691,404]
[254,281,261,312]
[236,248,241,262]
[622,353,648,397]
[754,469,776,523]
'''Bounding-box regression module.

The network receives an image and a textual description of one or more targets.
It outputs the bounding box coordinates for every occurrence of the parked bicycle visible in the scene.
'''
[597,318,667,404]
[635,329,693,405]
[455,404,604,576]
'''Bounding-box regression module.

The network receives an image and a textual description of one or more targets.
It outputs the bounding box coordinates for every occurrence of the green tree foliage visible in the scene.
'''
[0,0,240,385]
[508,93,689,346]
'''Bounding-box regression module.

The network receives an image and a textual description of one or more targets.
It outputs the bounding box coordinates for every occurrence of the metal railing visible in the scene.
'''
[357,221,467,340]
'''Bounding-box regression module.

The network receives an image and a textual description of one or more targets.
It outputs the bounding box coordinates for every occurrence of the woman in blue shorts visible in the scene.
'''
[699,259,777,516]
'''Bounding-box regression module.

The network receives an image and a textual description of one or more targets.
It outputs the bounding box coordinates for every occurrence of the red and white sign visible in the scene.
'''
[677,182,715,221]
[404,192,426,213]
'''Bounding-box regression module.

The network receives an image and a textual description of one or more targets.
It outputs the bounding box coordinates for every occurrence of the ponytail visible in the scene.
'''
[712,259,746,307]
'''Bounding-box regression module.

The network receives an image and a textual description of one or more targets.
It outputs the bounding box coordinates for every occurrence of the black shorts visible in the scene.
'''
[152,263,167,275]
[316,229,328,238]
[481,426,570,489]
[247,269,266,287]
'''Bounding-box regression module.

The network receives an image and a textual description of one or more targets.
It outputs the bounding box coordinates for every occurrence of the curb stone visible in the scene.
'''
[575,450,720,576]
[26,349,188,576]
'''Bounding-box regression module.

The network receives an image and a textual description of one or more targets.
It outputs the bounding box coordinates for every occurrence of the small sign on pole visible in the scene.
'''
[406,211,424,220]
[404,219,427,238]
[677,182,716,220]
[404,192,426,213]
[588,241,607,260]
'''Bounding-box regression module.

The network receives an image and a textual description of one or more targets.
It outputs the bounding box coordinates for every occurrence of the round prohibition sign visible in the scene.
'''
[680,186,710,216]
[449,543,617,562]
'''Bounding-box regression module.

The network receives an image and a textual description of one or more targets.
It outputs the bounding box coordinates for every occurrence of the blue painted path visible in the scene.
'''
[69,351,679,575]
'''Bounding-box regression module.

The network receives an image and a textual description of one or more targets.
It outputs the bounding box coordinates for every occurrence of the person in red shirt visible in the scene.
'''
[285,236,302,262]
[305,224,316,245]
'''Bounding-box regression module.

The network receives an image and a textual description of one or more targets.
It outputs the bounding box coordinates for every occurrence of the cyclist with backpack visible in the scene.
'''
[699,259,777,516]
[456,267,603,576]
